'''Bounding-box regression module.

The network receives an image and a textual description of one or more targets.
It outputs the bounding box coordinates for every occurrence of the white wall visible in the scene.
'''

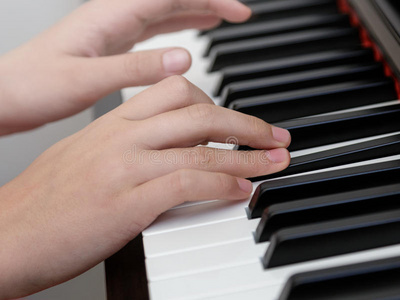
[0,1,106,299]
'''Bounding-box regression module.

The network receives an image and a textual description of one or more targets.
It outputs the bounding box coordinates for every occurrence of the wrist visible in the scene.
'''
[0,55,23,135]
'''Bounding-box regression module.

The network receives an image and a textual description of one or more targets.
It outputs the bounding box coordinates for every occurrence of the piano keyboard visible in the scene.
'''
[119,0,400,299]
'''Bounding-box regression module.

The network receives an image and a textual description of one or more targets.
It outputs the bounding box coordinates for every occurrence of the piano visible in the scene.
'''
[104,0,400,299]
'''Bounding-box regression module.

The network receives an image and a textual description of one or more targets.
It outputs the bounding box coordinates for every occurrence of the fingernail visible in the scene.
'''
[272,126,291,145]
[236,177,253,193]
[267,148,289,164]
[162,49,190,74]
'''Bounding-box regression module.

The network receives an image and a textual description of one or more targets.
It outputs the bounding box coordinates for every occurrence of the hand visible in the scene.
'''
[0,0,251,135]
[0,76,290,299]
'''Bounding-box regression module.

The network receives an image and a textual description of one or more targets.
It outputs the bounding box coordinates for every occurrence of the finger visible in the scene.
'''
[136,104,291,150]
[137,13,221,42]
[113,76,214,120]
[132,0,252,24]
[129,169,253,222]
[76,48,191,100]
[137,147,291,181]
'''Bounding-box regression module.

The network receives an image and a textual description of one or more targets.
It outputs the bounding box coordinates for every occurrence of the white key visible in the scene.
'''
[146,239,268,281]
[205,284,283,300]
[143,217,259,257]
[148,244,400,300]
[143,199,250,236]
[121,29,220,104]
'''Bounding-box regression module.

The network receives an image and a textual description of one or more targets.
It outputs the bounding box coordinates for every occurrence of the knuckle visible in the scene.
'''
[249,116,265,136]
[248,116,274,145]
[215,173,234,194]
[237,151,261,174]
[170,169,194,195]
[196,147,215,169]
[187,103,214,123]
[249,151,267,174]
[167,75,192,96]
[124,54,143,80]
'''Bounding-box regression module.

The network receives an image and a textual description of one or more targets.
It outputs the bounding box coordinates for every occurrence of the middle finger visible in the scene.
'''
[137,147,291,182]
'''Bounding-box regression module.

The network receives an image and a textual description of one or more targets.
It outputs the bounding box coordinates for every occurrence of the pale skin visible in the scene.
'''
[0,0,291,298]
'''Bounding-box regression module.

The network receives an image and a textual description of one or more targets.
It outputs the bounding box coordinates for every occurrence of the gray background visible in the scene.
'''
[0,1,107,299]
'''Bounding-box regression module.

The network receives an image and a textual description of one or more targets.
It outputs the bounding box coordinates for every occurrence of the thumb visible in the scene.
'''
[81,47,191,96]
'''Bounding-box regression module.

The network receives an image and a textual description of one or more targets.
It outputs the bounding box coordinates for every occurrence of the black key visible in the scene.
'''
[255,183,400,242]
[248,159,400,218]
[231,80,397,123]
[239,0,263,3]
[221,63,384,107]
[278,256,400,300]
[204,14,350,56]
[215,48,374,97]
[203,0,338,33]
[208,27,360,72]
[275,104,400,151]
[239,0,265,3]
[249,133,400,182]
[244,0,338,23]
[262,209,400,268]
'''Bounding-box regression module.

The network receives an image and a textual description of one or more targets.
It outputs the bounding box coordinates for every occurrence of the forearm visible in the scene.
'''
[0,177,103,299]
[0,181,41,299]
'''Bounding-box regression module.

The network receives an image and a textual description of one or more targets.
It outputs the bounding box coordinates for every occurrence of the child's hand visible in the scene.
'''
[0,76,290,299]
[0,0,251,135]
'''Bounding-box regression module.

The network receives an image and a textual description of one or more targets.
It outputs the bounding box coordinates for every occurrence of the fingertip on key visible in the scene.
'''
[236,177,253,194]
[267,148,291,164]
[162,48,191,75]
[272,126,291,147]
[225,0,252,23]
